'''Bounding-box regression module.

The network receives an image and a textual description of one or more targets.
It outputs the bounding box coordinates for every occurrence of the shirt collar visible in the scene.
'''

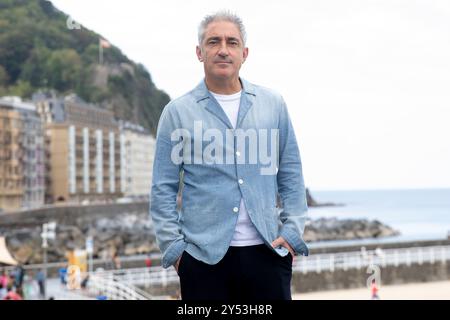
[193,77,256,103]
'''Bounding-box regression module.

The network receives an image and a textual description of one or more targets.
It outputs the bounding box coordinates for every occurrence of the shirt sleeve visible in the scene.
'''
[276,96,309,256]
[149,104,187,268]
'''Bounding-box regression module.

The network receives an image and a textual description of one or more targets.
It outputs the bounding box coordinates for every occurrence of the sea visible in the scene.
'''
[307,188,450,248]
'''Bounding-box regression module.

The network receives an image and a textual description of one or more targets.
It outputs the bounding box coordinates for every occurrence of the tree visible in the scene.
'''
[20,44,51,88]
[44,49,82,92]
[0,65,8,86]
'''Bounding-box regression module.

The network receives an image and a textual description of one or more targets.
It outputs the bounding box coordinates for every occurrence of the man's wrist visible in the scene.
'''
[162,238,188,268]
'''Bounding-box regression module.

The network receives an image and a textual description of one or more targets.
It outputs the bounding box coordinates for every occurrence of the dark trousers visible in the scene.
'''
[38,281,45,298]
[178,244,293,300]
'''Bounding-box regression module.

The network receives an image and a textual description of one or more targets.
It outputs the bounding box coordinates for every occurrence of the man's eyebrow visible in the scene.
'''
[227,37,240,42]
[205,36,221,42]
[205,36,241,42]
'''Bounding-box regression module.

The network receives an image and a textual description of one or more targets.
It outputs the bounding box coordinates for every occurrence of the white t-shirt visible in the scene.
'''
[210,90,265,247]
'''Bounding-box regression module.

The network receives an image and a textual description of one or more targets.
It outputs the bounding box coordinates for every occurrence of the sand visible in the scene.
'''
[293,280,450,300]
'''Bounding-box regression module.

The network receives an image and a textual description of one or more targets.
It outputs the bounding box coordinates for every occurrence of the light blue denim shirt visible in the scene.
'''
[150,78,309,268]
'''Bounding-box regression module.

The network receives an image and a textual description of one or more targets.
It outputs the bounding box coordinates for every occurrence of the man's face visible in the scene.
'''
[196,20,248,81]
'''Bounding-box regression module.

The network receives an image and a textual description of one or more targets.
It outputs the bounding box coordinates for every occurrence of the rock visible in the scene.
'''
[306,188,345,207]
[96,232,116,243]
[12,244,34,263]
[306,188,319,207]
[303,217,400,242]
[124,244,138,256]
[135,242,153,254]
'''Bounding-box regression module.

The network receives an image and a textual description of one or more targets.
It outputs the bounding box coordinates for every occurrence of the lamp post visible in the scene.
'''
[41,221,56,299]
[86,236,94,274]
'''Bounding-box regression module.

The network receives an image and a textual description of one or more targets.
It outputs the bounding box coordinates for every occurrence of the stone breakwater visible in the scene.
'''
[304,217,400,242]
[0,210,399,264]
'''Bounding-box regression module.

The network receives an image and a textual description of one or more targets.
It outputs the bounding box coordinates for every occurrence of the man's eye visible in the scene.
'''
[208,40,218,45]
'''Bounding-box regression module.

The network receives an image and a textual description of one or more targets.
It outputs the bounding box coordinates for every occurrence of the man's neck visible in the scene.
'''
[205,76,242,95]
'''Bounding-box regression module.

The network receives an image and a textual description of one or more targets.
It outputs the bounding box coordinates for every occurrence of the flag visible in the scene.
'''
[99,38,111,48]
[99,38,111,65]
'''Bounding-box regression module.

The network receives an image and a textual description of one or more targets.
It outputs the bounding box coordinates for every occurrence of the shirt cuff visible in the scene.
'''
[162,238,188,268]
[279,227,309,256]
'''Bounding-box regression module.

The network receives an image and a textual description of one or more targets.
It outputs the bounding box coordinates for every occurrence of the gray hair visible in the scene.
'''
[198,10,247,46]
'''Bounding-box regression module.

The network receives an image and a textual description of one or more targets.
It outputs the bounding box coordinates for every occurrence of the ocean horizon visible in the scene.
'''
[307,188,450,245]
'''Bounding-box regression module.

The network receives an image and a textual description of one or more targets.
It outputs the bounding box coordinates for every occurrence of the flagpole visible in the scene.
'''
[99,38,103,65]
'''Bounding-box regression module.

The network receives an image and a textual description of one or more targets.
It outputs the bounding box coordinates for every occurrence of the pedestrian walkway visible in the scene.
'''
[28,278,94,300]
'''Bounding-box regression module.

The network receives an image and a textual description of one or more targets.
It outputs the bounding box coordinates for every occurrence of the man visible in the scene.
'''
[150,10,309,300]
[36,270,45,299]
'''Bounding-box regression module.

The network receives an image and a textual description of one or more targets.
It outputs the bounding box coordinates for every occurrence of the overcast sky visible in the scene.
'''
[51,0,450,191]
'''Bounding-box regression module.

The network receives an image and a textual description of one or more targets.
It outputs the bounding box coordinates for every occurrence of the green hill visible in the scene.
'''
[0,0,170,134]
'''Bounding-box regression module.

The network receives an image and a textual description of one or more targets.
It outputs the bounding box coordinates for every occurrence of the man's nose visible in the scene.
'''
[217,42,229,57]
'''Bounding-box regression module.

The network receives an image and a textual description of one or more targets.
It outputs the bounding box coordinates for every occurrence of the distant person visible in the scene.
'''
[371,279,380,300]
[14,264,25,289]
[3,286,23,300]
[59,267,67,285]
[22,272,35,300]
[80,275,89,289]
[150,10,308,300]
[15,286,24,299]
[0,270,8,298]
[145,255,153,268]
[112,252,121,269]
[7,273,15,290]
[36,270,45,299]
[0,270,8,285]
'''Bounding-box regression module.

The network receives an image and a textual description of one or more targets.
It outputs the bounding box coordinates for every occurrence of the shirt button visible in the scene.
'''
[236,151,241,156]
[233,207,239,213]
[238,179,244,185]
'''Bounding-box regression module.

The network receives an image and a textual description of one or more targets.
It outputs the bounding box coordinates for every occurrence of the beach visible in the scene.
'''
[293,280,450,300]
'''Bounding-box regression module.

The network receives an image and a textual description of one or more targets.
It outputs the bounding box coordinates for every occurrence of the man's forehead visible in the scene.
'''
[204,21,241,38]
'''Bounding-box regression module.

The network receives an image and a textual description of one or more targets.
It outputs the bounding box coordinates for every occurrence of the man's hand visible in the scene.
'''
[272,237,295,262]
[174,256,182,274]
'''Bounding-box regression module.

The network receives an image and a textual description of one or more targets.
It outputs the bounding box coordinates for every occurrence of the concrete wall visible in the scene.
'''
[292,260,450,293]
[0,202,149,228]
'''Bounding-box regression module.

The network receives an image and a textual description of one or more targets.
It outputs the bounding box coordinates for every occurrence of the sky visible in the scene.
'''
[51,0,450,191]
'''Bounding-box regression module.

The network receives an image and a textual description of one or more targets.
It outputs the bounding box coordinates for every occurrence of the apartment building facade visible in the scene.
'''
[0,97,45,212]
[33,92,122,204]
[119,121,155,200]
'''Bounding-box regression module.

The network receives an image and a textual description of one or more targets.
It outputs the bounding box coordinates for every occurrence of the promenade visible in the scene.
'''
[294,280,450,300]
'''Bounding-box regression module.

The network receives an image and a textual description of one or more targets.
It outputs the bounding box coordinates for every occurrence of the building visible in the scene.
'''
[119,121,155,200]
[0,97,45,212]
[33,92,122,204]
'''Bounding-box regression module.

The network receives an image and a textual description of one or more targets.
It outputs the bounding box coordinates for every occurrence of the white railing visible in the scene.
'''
[94,266,179,287]
[293,245,450,274]
[94,245,450,288]
[86,274,153,300]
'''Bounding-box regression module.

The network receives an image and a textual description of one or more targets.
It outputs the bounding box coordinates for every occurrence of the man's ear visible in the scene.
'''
[196,46,203,62]
[242,47,249,63]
